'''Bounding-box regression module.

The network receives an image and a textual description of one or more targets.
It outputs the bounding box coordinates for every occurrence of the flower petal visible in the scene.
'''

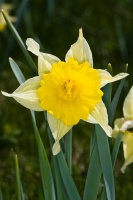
[41,53,60,64]
[47,113,72,155]
[65,28,93,66]
[121,131,133,173]
[123,86,133,119]
[26,38,40,56]
[1,76,43,111]
[52,140,61,156]
[112,118,124,138]
[98,69,129,88]
[87,101,112,137]
[38,54,52,77]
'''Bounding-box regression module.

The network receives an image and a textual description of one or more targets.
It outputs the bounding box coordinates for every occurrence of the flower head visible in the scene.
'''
[113,86,133,173]
[0,4,16,31]
[2,29,128,155]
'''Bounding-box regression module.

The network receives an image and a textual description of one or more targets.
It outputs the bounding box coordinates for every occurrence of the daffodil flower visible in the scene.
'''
[113,86,133,173]
[0,4,16,31]
[2,29,128,155]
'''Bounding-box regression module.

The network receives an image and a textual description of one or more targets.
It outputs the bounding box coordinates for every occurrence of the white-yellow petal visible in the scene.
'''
[1,76,43,111]
[38,54,52,77]
[41,53,60,64]
[47,113,72,155]
[26,38,40,56]
[87,101,112,137]
[98,69,129,88]
[112,118,124,138]
[123,86,133,119]
[52,140,61,155]
[65,28,93,66]
[121,131,133,173]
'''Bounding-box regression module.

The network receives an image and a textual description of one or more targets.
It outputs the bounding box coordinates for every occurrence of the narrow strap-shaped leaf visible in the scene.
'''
[48,127,69,200]
[101,132,123,200]
[48,127,81,200]
[111,132,123,168]
[64,129,72,173]
[83,130,102,200]
[108,65,128,126]
[56,152,81,200]
[52,157,70,200]
[95,125,115,200]
[2,10,37,73]
[15,154,25,200]
[9,58,25,84]
[31,111,56,200]
[0,188,3,200]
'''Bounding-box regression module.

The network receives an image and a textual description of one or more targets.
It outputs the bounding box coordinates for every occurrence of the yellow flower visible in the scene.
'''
[0,3,16,31]
[2,29,128,155]
[113,86,133,173]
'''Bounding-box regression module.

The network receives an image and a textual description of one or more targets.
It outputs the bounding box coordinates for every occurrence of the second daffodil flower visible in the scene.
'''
[2,29,128,155]
[113,86,133,173]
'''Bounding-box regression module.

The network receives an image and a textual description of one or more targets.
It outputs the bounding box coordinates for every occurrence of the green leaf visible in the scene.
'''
[0,188,3,200]
[9,58,25,84]
[2,10,37,74]
[56,152,81,200]
[108,65,128,126]
[48,127,81,200]
[47,127,68,200]
[111,132,123,168]
[64,129,72,173]
[14,154,25,200]
[31,111,56,200]
[100,132,123,200]
[95,125,115,200]
[83,129,102,200]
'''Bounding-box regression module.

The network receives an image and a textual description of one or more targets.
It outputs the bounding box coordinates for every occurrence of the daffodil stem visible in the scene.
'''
[64,129,72,174]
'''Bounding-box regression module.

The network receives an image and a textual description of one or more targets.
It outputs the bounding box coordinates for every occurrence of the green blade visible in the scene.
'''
[9,58,25,84]
[56,152,81,200]
[14,154,25,200]
[31,111,56,200]
[111,132,123,168]
[108,65,128,126]
[95,125,115,200]
[48,127,81,200]
[2,10,37,74]
[0,188,3,200]
[48,127,69,200]
[64,129,72,173]
[83,129,102,200]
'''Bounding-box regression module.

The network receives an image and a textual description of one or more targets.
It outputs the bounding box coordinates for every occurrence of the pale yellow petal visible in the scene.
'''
[121,132,133,173]
[47,113,72,155]
[38,54,52,77]
[87,101,112,137]
[112,118,124,138]
[65,28,93,66]
[1,77,43,111]
[41,53,60,64]
[98,69,129,88]
[26,38,40,56]
[52,140,61,155]
[123,86,133,119]
[47,113,72,140]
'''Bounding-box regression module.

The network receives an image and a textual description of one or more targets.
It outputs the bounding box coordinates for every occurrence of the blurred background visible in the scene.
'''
[0,0,133,199]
